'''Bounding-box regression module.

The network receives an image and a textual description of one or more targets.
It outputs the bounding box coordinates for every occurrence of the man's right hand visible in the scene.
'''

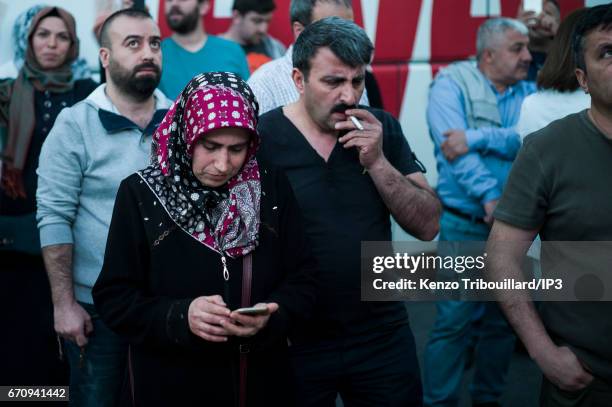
[54,301,93,347]
[535,345,594,391]
[441,129,469,161]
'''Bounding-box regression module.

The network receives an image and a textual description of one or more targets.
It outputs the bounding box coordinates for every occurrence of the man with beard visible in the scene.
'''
[517,0,561,82]
[257,17,440,406]
[221,0,286,73]
[423,18,535,407]
[160,0,250,99]
[488,4,612,405]
[36,9,171,406]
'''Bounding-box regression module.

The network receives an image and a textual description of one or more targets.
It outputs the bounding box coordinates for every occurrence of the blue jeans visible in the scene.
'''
[64,302,128,407]
[423,211,515,406]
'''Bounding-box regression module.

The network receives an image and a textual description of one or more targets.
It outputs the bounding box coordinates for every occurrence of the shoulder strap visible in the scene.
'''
[239,253,253,407]
[241,253,253,307]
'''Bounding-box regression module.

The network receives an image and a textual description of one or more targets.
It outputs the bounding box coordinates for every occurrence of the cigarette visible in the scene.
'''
[350,115,364,131]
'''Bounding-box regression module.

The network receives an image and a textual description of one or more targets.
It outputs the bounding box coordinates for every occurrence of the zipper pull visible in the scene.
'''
[221,255,229,281]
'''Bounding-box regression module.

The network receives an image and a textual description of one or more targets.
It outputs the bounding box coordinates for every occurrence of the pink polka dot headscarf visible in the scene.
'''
[139,72,261,258]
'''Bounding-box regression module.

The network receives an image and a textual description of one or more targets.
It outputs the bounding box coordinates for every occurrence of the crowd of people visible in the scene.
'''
[0,0,610,406]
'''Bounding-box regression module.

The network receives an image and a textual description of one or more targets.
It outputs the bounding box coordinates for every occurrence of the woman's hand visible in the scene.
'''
[222,303,279,337]
[188,295,232,342]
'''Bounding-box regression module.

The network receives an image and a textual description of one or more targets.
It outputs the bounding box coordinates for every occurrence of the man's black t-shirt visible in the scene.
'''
[257,106,423,344]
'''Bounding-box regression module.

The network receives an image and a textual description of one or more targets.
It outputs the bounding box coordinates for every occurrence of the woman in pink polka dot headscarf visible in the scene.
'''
[93,72,318,406]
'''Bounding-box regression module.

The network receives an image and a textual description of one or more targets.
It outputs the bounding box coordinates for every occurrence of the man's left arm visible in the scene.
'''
[337,109,441,241]
[444,126,521,161]
[370,163,440,240]
[444,82,537,161]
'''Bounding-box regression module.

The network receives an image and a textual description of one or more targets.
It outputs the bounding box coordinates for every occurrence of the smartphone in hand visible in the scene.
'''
[234,305,269,316]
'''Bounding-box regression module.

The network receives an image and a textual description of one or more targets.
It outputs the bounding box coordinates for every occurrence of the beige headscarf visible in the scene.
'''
[0,6,79,199]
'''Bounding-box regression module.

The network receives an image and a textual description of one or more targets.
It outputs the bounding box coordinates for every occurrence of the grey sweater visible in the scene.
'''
[36,84,171,304]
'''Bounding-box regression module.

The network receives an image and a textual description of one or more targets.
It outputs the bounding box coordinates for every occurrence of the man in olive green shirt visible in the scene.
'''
[487,5,612,406]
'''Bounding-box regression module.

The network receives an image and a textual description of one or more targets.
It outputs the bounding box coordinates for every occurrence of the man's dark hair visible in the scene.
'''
[572,4,612,72]
[290,0,352,26]
[233,0,276,15]
[293,16,372,79]
[100,8,152,49]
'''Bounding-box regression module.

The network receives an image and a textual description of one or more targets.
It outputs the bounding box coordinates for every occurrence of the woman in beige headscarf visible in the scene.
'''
[0,5,97,386]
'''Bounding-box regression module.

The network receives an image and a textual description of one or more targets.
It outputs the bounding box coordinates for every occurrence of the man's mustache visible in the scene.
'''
[331,103,356,114]
[168,7,183,16]
[133,62,160,75]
